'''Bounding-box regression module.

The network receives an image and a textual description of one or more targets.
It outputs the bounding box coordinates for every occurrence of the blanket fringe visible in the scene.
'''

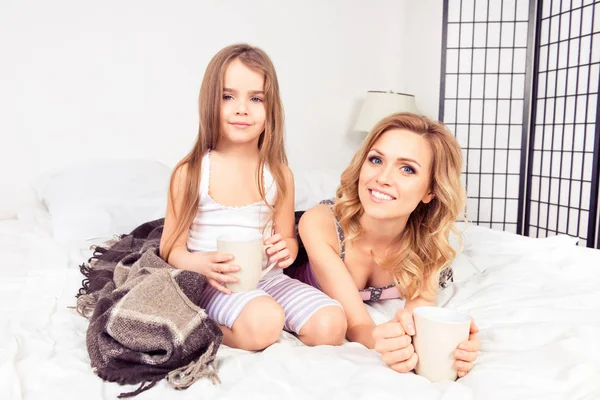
[86,234,122,263]
[117,380,158,398]
[76,233,122,299]
[88,247,108,263]
[166,343,221,390]
[76,262,100,318]
[76,263,92,297]
[76,292,99,319]
[90,234,124,252]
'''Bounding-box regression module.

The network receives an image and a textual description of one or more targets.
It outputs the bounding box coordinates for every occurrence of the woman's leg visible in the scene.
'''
[261,273,346,346]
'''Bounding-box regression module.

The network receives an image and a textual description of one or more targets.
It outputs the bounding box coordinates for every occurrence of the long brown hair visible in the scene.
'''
[160,43,287,260]
[334,112,466,301]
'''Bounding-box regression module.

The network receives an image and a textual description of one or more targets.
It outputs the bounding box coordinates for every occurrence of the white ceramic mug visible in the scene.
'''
[412,306,471,382]
[217,232,276,293]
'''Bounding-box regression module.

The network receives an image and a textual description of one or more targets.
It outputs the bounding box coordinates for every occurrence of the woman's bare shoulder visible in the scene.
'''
[300,203,334,226]
[298,203,340,247]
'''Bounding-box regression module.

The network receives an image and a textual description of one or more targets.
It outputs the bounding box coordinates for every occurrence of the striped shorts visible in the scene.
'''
[197,271,342,334]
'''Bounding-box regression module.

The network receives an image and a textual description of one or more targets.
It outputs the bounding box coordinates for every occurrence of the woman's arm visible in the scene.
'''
[371,296,435,373]
[266,165,298,267]
[299,205,376,348]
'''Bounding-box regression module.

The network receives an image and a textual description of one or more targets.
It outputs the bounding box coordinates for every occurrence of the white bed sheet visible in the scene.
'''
[1,215,600,400]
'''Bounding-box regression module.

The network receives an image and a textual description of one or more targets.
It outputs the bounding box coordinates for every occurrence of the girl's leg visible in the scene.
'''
[297,306,347,346]
[220,296,285,350]
[261,273,347,346]
[198,284,285,351]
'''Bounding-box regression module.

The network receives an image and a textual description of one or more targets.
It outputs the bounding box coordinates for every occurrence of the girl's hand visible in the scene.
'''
[265,233,296,268]
[372,309,418,373]
[192,251,240,295]
[453,319,480,378]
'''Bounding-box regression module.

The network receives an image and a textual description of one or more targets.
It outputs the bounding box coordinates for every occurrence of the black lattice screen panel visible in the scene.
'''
[440,0,600,248]
[440,0,532,234]
[525,0,600,247]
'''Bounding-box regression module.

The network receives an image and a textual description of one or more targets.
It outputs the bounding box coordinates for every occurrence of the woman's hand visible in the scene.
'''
[372,308,418,373]
[453,319,480,378]
[192,251,239,295]
[265,233,296,268]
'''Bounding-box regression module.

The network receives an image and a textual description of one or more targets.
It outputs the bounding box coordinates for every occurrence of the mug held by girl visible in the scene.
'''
[217,232,275,292]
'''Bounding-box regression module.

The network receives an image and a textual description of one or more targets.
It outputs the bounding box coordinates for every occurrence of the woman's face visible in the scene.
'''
[358,128,434,221]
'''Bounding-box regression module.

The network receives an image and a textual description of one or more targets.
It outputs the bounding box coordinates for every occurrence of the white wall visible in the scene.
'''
[404,0,444,119]
[0,0,444,218]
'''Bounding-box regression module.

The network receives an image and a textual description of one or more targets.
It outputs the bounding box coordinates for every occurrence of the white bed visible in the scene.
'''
[2,162,600,400]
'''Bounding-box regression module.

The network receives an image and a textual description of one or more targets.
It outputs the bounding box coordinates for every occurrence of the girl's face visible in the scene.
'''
[358,128,434,221]
[219,59,266,147]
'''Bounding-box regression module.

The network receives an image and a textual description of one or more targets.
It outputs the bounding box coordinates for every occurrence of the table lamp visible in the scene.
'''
[353,90,420,132]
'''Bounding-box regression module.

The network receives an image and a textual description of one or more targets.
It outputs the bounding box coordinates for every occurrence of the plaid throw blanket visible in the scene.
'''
[76,218,222,398]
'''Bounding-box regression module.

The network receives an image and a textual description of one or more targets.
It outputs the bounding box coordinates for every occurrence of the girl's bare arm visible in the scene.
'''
[266,165,298,267]
[160,164,239,293]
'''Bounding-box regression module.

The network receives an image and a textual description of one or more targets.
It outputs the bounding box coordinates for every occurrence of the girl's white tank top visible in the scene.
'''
[186,151,280,275]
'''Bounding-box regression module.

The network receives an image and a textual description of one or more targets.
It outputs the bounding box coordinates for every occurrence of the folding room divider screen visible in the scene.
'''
[439,0,600,248]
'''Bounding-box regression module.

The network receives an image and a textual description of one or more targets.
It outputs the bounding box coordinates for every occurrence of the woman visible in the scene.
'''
[287,112,480,377]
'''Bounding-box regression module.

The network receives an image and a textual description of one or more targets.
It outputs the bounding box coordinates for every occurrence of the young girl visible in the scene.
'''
[159,44,345,351]
[288,113,480,377]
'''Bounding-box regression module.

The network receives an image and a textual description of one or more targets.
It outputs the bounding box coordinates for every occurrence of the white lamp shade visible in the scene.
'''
[353,91,420,132]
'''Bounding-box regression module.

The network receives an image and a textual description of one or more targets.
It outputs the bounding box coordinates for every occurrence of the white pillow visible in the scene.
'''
[455,222,579,273]
[449,251,481,283]
[294,168,341,211]
[34,158,171,242]
[0,180,41,220]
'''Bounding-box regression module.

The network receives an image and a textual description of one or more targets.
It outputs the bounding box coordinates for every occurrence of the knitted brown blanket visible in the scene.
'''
[76,218,222,398]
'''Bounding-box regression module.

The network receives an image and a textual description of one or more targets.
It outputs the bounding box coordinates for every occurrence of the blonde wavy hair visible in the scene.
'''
[334,112,466,301]
[160,43,287,261]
